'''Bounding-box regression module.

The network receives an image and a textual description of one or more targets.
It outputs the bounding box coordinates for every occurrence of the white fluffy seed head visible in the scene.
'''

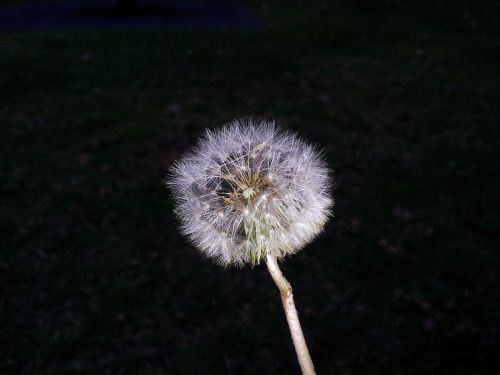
[168,118,333,267]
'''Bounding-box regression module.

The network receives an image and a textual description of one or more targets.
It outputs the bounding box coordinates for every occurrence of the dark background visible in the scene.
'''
[1,0,499,373]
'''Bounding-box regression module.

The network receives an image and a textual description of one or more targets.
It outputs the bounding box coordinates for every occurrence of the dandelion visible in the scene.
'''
[168,118,333,375]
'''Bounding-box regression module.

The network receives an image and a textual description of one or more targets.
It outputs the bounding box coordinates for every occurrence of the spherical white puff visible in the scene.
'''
[168,118,333,267]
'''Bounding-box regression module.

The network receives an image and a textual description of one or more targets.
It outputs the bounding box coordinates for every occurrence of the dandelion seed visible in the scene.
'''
[168,118,333,267]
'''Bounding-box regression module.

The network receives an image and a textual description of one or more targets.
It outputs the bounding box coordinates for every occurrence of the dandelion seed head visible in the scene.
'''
[168,118,333,267]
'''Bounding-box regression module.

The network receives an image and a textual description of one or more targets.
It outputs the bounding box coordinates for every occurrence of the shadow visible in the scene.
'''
[0,0,262,32]
[78,0,206,18]
[79,6,181,19]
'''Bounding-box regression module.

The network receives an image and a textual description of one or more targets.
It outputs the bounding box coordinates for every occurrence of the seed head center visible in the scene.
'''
[242,187,257,201]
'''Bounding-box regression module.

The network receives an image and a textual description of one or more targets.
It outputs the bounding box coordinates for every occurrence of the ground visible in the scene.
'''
[1,0,499,374]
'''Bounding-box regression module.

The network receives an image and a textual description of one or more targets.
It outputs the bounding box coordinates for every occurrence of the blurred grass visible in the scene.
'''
[1,0,499,373]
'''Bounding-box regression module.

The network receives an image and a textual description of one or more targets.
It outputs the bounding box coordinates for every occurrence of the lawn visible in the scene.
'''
[1,1,499,373]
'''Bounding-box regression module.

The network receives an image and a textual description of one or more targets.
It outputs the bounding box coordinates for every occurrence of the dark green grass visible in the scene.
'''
[1,1,499,373]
